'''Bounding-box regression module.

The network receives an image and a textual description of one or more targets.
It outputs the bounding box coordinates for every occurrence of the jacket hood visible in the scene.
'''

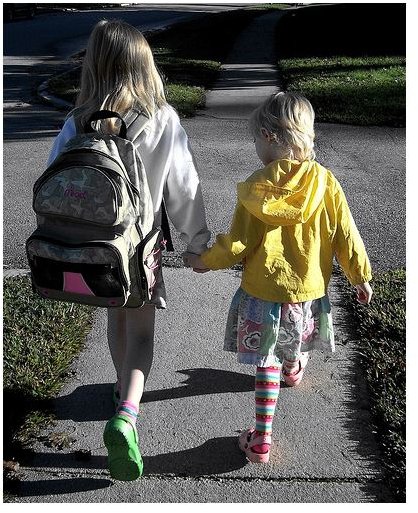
[237,159,327,226]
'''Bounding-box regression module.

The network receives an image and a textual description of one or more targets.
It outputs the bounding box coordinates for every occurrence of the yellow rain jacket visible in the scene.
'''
[201,159,372,303]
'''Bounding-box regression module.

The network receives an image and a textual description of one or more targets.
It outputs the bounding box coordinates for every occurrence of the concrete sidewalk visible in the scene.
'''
[14,270,388,503]
[203,10,283,119]
[14,9,393,503]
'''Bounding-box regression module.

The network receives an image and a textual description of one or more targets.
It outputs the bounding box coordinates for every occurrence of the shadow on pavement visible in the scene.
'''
[25,435,246,480]
[142,436,247,476]
[329,275,396,503]
[142,368,254,404]
[50,368,255,422]
[338,361,395,502]
[14,477,111,498]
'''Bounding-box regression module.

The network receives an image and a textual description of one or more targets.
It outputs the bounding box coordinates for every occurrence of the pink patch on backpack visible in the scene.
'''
[63,272,94,296]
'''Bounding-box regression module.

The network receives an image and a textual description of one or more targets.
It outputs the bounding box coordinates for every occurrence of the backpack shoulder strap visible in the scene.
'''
[68,107,85,134]
[124,109,151,142]
[70,107,149,138]
[125,109,175,252]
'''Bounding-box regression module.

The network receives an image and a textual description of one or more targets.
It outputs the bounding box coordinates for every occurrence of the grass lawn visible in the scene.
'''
[279,56,405,126]
[3,276,93,485]
[276,4,406,126]
[342,268,406,501]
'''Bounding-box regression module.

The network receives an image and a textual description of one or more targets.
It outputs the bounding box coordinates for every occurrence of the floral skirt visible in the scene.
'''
[224,288,335,367]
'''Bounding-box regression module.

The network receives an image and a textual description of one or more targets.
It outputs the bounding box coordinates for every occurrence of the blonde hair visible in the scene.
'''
[249,92,316,161]
[76,19,166,132]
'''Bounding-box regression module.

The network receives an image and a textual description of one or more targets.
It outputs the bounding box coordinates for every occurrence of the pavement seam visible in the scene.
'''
[22,467,383,484]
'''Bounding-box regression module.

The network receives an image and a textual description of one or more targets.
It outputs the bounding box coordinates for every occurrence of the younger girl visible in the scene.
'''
[47,20,210,480]
[184,92,372,463]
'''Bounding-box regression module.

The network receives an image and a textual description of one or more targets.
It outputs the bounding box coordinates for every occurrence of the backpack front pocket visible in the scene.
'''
[33,166,125,226]
[26,236,131,307]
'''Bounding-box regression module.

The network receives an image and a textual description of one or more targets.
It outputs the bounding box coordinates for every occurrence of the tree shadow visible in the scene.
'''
[276,4,405,59]
[210,65,279,91]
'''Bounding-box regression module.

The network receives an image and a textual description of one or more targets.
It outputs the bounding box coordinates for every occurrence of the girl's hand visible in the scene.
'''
[355,282,373,305]
[182,252,210,273]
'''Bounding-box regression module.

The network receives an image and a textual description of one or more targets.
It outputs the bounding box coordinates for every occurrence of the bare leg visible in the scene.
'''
[107,305,156,408]
[107,308,127,389]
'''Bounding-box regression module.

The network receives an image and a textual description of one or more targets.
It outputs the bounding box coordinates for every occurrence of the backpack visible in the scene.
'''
[26,109,173,308]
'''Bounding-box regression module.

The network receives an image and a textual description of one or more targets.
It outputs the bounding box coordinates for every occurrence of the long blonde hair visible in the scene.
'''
[76,19,166,132]
[249,92,316,161]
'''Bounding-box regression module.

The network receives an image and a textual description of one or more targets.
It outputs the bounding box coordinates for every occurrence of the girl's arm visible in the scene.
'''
[332,180,373,290]
[164,113,211,255]
[193,199,264,271]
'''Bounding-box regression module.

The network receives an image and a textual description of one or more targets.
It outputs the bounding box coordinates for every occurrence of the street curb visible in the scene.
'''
[35,22,177,111]
[37,80,74,111]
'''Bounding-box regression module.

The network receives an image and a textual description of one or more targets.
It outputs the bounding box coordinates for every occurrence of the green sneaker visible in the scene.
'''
[103,414,143,481]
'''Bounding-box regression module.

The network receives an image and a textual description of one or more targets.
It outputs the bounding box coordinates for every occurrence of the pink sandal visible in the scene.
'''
[282,353,309,387]
[239,428,272,463]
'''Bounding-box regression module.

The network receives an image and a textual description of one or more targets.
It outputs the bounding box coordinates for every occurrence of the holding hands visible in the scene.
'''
[183,255,373,306]
[183,252,210,273]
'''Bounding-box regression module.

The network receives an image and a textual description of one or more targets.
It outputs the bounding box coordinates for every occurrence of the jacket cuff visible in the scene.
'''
[200,247,229,270]
[349,272,373,286]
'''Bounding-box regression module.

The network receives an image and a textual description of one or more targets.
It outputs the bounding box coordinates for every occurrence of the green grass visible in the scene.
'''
[279,56,405,126]
[3,276,93,460]
[48,66,208,118]
[275,4,405,127]
[342,268,406,501]
[156,56,221,88]
[165,83,206,117]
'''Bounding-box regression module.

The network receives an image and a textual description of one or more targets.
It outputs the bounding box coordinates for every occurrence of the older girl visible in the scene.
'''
[48,20,210,480]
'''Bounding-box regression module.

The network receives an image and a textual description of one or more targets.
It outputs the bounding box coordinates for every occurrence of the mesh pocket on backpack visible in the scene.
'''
[31,257,124,296]
[26,237,130,307]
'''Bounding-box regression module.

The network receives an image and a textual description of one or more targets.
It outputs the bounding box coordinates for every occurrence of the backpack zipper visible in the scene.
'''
[57,148,141,198]
[36,148,140,207]
[135,228,161,298]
